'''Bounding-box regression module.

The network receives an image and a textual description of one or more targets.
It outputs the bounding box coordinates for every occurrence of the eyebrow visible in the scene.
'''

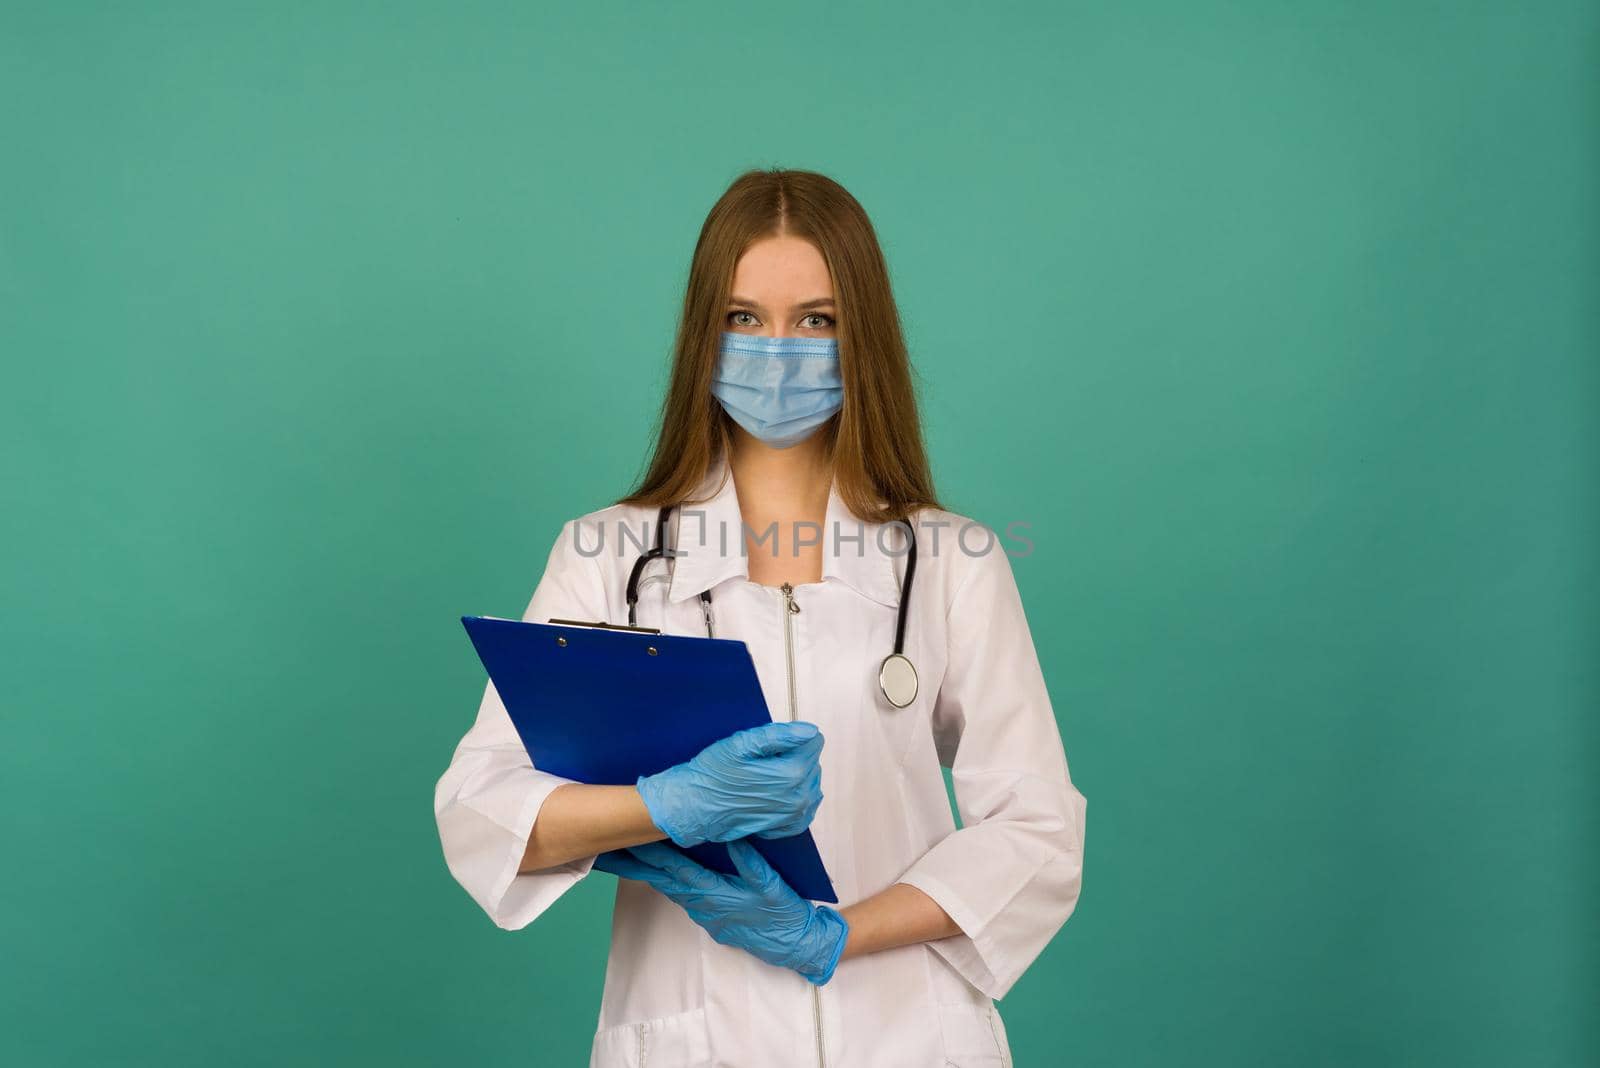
[728,295,837,311]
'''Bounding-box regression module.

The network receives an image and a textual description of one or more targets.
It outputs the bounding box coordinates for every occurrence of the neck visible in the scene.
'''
[727,427,833,523]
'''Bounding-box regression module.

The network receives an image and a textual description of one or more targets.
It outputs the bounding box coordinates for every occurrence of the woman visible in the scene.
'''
[435,168,1087,1067]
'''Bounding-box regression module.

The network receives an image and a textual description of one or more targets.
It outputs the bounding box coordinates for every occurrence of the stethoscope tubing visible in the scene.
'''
[623,504,919,706]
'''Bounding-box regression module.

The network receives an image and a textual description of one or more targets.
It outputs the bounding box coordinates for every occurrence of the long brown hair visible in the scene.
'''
[617,168,940,524]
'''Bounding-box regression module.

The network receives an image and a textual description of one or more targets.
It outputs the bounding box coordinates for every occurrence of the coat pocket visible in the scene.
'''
[589,1005,712,1068]
[936,1001,1011,1067]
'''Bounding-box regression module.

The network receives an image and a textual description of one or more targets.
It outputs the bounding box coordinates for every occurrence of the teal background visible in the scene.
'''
[3,2,1596,1064]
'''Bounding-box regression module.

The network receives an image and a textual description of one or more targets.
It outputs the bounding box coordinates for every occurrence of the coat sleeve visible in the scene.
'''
[893,540,1088,1000]
[433,518,609,929]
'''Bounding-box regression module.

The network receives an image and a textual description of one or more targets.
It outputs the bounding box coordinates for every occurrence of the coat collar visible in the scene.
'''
[664,455,907,608]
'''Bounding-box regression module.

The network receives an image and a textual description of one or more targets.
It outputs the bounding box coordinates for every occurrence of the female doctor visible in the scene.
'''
[434,168,1087,1067]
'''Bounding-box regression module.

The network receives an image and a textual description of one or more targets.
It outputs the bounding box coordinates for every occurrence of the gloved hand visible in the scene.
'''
[605,839,849,986]
[636,721,824,847]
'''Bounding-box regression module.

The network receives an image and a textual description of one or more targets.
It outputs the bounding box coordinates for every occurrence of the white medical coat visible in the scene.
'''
[435,459,1088,1067]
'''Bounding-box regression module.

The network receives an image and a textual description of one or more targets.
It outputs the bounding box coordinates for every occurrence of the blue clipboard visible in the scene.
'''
[461,615,838,903]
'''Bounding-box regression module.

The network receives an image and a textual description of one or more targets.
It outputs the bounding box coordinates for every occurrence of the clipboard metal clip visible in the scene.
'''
[546,617,662,635]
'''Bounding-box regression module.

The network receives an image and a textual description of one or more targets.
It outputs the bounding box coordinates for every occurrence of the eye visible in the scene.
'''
[802,313,836,329]
[727,310,759,327]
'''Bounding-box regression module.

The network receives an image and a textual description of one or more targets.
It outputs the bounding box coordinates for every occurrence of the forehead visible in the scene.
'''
[730,236,834,303]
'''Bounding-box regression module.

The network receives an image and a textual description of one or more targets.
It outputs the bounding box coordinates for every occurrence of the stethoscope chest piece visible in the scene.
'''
[878,652,919,708]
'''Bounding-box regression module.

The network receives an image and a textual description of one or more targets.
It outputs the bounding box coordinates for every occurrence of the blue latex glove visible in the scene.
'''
[636,721,823,847]
[605,839,849,986]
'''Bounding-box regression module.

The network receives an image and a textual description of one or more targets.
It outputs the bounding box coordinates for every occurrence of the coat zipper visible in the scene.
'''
[779,582,800,722]
[988,1010,1007,1066]
[778,582,826,1068]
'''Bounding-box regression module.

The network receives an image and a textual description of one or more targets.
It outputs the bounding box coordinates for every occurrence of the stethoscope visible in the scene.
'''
[625,504,920,708]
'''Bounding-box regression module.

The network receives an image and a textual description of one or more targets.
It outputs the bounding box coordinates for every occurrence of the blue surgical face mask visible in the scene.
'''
[711,331,843,448]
